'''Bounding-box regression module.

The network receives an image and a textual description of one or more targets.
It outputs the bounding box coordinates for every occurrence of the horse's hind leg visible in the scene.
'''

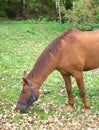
[74,71,91,114]
[62,74,74,111]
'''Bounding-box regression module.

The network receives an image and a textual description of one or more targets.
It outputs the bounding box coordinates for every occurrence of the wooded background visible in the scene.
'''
[0,0,99,24]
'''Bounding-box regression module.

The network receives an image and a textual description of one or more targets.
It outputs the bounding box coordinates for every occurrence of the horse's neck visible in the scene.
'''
[27,56,57,93]
[34,63,56,85]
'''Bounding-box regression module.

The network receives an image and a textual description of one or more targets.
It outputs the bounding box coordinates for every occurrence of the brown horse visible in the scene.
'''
[16,29,99,113]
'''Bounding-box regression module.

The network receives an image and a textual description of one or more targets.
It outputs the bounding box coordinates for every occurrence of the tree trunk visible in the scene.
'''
[56,0,62,23]
[23,0,25,15]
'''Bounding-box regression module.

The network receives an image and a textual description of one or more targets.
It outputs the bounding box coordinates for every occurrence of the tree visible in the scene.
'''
[0,0,98,24]
[56,0,62,23]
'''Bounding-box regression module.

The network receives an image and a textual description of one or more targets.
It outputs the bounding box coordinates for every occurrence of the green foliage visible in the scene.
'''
[61,0,99,24]
[91,0,99,22]
[25,0,56,20]
[0,0,98,24]
[0,0,21,18]
[0,0,6,17]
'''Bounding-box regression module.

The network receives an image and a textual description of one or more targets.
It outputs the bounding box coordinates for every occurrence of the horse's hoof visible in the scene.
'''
[67,105,74,111]
[84,108,91,114]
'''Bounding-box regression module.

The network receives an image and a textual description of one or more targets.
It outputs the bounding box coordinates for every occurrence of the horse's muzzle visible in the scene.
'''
[15,105,28,113]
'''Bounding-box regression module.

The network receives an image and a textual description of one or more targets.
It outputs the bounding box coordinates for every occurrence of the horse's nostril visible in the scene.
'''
[15,106,28,113]
[20,108,28,113]
[15,102,29,113]
[15,107,20,113]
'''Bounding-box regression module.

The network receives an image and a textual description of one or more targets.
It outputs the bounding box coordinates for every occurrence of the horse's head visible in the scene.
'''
[15,71,37,113]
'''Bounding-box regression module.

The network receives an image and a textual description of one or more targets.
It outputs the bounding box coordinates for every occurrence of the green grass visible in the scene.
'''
[0,19,99,129]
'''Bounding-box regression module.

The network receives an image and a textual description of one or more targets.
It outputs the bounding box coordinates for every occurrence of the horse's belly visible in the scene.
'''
[84,59,99,71]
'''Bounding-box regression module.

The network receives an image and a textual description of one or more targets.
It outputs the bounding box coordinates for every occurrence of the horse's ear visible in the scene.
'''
[22,78,29,85]
[23,71,27,78]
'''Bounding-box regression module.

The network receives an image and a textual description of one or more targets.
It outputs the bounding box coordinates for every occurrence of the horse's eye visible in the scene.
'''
[22,90,27,94]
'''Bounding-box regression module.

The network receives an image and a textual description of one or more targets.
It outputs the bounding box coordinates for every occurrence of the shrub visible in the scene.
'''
[60,0,99,24]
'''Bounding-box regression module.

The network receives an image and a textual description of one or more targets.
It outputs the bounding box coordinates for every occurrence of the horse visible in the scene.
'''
[15,29,99,113]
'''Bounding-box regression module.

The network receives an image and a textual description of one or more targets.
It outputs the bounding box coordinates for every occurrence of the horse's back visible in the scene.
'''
[57,29,99,73]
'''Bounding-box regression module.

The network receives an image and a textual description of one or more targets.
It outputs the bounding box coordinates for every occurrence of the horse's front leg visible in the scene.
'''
[62,74,74,111]
[74,71,91,114]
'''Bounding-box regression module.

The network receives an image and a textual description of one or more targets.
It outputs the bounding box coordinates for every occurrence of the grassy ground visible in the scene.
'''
[0,20,99,130]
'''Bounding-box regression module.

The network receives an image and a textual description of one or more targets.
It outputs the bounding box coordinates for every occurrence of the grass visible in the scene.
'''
[0,19,99,129]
